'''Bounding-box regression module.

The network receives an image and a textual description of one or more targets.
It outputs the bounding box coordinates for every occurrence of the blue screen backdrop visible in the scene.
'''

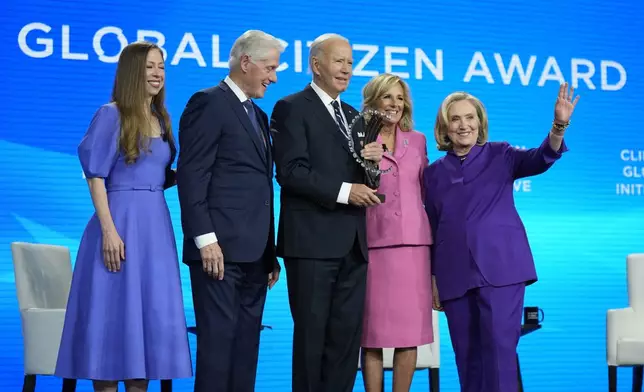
[1,0,643,390]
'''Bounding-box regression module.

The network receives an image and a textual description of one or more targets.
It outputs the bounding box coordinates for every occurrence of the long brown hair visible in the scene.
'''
[111,41,175,164]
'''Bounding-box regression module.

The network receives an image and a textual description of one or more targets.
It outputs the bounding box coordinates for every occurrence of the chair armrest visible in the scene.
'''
[20,308,66,375]
[417,343,439,368]
[431,310,440,367]
[606,308,644,366]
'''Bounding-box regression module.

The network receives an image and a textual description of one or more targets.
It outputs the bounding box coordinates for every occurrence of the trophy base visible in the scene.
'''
[375,193,386,202]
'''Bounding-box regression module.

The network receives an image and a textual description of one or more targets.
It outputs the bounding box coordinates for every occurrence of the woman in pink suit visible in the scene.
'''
[360,73,433,392]
[424,83,579,392]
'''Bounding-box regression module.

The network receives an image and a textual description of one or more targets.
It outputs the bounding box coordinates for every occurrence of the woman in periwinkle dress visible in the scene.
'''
[55,41,192,392]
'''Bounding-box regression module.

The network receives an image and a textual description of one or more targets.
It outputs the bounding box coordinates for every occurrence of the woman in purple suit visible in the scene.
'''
[424,83,579,392]
[55,42,192,392]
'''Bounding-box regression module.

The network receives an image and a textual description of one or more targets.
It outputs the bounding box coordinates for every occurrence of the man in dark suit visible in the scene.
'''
[270,33,384,392]
[176,30,283,392]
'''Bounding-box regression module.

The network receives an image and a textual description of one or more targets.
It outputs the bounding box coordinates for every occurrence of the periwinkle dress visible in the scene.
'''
[55,103,193,381]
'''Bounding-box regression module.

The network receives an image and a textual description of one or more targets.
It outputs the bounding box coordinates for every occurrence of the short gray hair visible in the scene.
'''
[229,30,285,69]
[309,33,349,66]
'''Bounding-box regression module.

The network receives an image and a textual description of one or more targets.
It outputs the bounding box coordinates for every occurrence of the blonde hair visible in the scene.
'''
[434,91,488,151]
[361,73,414,131]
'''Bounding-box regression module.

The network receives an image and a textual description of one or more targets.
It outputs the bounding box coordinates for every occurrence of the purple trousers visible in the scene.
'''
[442,283,525,392]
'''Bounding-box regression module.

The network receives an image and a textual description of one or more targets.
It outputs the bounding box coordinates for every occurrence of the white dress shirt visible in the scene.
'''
[308,82,352,205]
[194,76,249,250]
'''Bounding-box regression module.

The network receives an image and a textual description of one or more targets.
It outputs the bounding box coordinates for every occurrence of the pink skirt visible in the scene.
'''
[361,245,433,348]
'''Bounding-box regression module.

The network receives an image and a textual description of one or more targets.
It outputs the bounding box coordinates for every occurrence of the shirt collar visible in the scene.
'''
[447,144,484,161]
[224,75,249,104]
[310,81,341,108]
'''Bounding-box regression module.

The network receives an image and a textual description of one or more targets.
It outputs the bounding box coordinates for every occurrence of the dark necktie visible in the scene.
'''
[331,100,350,139]
[243,100,266,148]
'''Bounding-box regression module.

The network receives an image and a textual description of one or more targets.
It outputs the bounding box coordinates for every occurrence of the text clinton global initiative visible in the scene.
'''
[617,149,644,196]
[17,22,627,91]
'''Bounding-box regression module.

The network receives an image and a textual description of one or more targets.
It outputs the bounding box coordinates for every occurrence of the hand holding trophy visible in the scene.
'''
[347,109,393,202]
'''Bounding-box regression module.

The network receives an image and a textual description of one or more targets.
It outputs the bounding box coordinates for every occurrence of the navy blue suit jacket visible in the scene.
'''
[176,81,276,271]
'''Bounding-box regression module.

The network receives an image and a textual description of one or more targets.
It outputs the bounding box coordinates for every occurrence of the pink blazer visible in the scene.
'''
[366,128,433,249]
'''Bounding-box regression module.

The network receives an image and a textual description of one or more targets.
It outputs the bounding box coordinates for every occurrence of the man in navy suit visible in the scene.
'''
[176,30,284,392]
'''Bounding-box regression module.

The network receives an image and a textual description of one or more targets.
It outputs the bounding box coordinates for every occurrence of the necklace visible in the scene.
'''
[381,131,395,154]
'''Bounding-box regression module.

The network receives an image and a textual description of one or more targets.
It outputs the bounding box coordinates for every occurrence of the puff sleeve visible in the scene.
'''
[78,104,121,179]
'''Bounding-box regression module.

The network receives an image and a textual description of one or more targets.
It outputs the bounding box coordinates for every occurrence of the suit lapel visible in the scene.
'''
[257,109,273,172]
[248,103,268,163]
[462,144,485,183]
[462,144,483,167]
[394,127,409,160]
[379,126,410,166]
[219,82,267,164]
[444,152,464,185]
[304,86,351,153]
[341,101,362,150]
[444,143,486,185]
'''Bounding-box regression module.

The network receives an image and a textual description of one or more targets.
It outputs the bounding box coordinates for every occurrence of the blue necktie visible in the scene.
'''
[331,100,349,139]
[243,100,266,148]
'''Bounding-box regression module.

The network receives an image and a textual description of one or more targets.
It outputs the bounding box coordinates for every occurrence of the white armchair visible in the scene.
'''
[11,242,77,392]
[359,309,441,391]
[606,253,644,392]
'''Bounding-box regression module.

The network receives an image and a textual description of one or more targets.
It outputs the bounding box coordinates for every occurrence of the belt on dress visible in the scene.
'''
[106,184,164,192]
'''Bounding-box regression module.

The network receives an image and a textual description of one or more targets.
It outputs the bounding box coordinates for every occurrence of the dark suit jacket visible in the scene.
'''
[151,107,177,190]
[270,85,368,261]
[176,81,276,272]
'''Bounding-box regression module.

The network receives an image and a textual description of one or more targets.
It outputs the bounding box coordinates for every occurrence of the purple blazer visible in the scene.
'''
[423,135,567,301]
